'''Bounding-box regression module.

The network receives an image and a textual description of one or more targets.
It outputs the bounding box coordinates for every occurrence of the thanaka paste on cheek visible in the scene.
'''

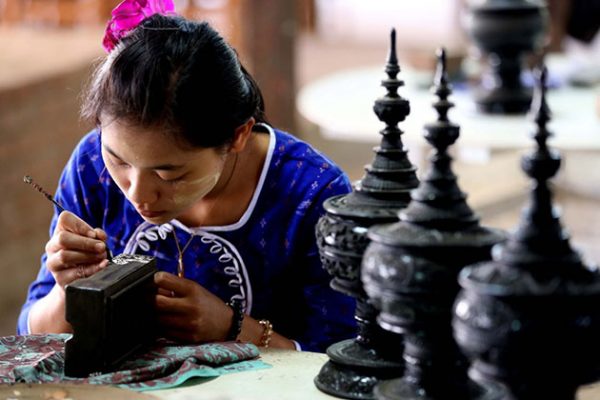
[170,171,221,207]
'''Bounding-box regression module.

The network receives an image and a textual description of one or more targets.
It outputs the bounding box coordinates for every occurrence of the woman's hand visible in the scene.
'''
[45,211,110,289]
[29,211,110,334]
[154,272,233,343]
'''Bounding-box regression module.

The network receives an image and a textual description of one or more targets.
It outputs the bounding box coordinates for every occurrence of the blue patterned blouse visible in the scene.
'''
[18,124,357,352]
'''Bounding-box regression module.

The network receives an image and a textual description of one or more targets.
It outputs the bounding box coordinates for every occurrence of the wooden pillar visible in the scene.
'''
[182,0,243,49]
[98,0,121,22]
[241,0,296,133]
[57,0,78,27]
[1,0,24,24]
[546,0,571,52]
[297,0,316,32]
[22,0,61,26]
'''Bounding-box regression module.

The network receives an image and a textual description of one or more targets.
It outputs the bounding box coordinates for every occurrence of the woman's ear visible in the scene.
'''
[229,118,256,153]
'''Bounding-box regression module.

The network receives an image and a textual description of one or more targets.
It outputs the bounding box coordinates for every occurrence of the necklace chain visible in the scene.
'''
[172,153,239,278]
[173,232,196,278]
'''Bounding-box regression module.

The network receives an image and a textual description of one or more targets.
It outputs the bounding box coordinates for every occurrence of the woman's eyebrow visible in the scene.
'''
[102,143,124,161]
[102,144,185,171]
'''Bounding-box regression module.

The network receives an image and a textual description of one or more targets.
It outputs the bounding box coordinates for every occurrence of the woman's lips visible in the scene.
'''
[138,209,165,218]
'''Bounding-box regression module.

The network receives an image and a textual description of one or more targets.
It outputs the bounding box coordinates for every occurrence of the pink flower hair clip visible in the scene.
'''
[102,0,176,53]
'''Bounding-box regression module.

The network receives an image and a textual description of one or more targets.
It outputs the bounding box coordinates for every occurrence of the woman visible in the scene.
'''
[18,3,356,353]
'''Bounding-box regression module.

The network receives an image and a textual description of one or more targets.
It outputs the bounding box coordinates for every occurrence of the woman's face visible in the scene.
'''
[100,119,226,225]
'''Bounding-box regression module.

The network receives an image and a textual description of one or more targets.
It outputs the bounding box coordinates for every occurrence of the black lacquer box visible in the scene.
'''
[64,254,157,377]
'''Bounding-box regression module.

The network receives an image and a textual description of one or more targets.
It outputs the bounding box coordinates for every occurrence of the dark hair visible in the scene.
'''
[82,14,267,148]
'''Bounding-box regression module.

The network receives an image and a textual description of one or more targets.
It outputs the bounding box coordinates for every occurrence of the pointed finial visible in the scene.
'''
[434,47,448,88]
[500,62,580,270]
[399,48,477,230]
[425,47,457,149]
[386,28,399,79]
[522,63,559,182]
[352,26,417,202]
[373,28,408,130]
[530,65,552,151]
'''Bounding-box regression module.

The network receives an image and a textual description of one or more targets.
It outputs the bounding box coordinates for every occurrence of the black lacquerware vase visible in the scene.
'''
[314,29,419,400]
[453,66,600,400]
[464,0,548,114]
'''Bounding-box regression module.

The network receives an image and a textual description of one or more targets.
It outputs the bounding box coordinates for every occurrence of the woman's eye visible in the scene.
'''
[111,158,129,168]
[157,173,184,183]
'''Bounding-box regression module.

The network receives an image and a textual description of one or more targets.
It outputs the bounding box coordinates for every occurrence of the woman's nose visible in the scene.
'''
[128,173,158,206]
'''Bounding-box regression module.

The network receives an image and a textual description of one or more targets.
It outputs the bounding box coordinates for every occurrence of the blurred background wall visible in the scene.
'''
[1,0,598,336]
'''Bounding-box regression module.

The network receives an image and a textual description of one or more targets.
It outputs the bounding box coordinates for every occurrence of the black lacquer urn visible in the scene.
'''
[452,66,600,400]
[361,49,506,400]
[464,0,548,114]
[314,29,419,400]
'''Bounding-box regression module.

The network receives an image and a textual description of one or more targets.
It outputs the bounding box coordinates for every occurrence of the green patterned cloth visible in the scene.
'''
[0,334,270,391]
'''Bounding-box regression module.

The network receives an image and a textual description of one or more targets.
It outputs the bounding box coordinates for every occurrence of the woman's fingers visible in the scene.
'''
[48,211,107,258]
[156,313,194,330]
[154,272,196,297]
[157,287,173,297]
[46,230,107,254]
[53,260,109,288]
[157,316,203,343]
[48,249,107,270]
[44,211,112,289]
[67,263,104,281]
[153,277,232,343]
[56,211,96,237]
[92,227,108,242]
[154,292,198,315]
[155,293,180,310]
[82,260,108,276]
[155,300,202,342]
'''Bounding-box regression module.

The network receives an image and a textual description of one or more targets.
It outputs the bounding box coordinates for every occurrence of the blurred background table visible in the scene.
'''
[297,62,600,153]
[152,348,335,400]
[150,348,600,400]
[1,347,598,399]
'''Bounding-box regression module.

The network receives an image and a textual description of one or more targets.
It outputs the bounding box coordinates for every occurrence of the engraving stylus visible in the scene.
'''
[23,175,113,261]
